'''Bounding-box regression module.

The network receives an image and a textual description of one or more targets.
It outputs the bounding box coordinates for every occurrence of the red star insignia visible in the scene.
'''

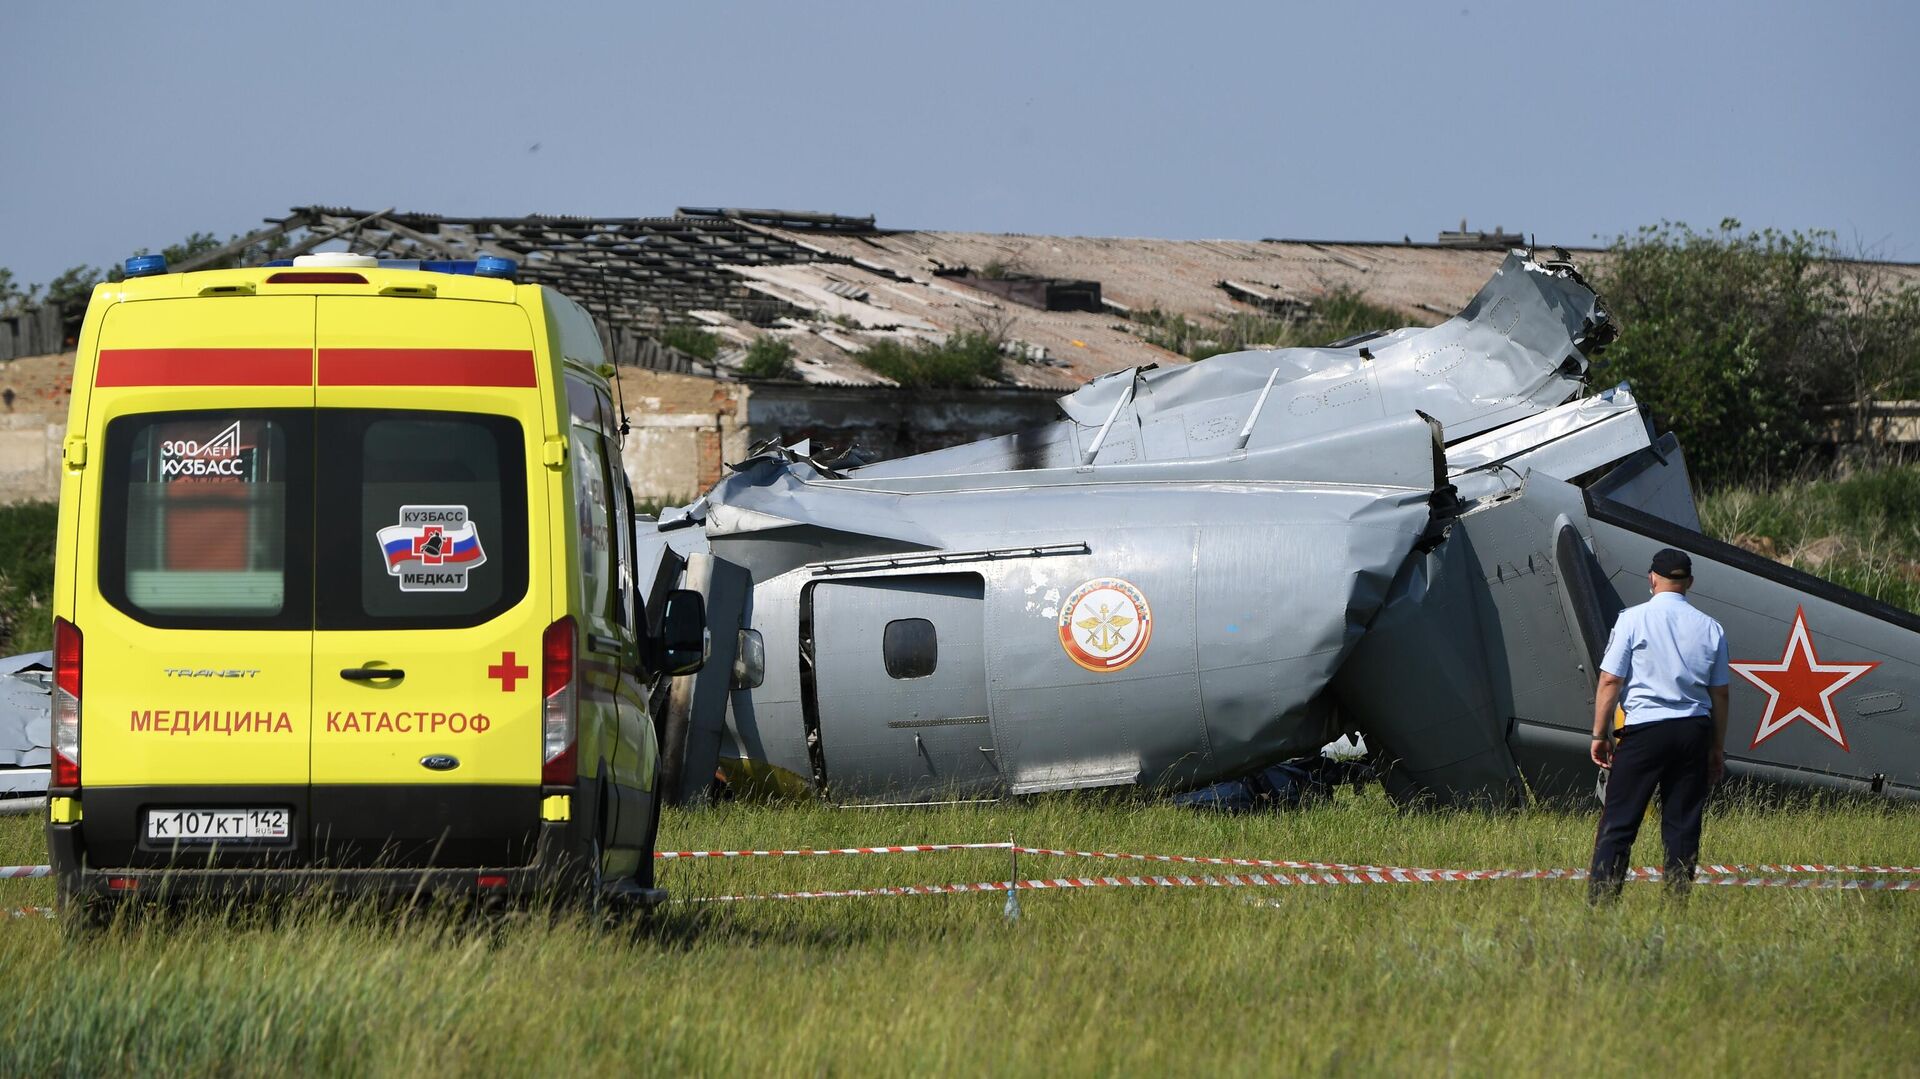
[1730,607,1878,751]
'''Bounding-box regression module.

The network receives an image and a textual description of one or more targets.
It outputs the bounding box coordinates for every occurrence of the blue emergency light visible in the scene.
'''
[124,254,169,278]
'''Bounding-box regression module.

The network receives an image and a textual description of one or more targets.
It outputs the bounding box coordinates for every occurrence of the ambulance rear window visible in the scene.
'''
[97,408,525,631]
[314,410,528,629]
[98,411,313,628]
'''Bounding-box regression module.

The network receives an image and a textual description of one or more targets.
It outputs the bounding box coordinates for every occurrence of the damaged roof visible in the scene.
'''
[211,207,1588,390]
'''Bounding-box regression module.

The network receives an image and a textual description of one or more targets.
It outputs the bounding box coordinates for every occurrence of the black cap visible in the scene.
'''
[1650,548,1692,580]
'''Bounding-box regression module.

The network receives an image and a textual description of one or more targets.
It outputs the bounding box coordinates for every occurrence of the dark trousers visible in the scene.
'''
[1588,716,1713,901]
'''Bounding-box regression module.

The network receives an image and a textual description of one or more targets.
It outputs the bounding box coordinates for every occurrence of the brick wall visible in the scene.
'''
[616,368,749,507]
[0,356,1069,510]
[0,352,73,506]
[0,411,62,505]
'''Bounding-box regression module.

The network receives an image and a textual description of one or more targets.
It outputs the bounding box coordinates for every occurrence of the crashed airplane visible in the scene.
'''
[3,253,1913,810]
[640,252,1920,807]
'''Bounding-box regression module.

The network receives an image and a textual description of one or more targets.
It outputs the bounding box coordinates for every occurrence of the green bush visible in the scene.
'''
[1589,222,1836,487]
[1137,286,1410,361]
[1133,308,1208,356]
[1590,220,1920,488]
[0,500,58,654]
[656,325,721,361]
[738,336,796,379]
[854,331,1003,388]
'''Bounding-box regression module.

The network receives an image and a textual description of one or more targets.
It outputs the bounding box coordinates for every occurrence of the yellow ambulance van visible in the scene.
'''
[46,251,707,917]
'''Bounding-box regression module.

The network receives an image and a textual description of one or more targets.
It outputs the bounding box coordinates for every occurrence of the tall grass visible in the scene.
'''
[737,335,796,380]
[1134,285,1414,360]
[3,791,1918,1075]
[1699,465,1920,612]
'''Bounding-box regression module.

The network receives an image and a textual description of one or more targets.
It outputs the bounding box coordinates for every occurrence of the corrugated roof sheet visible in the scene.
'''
[256,206,1920,393]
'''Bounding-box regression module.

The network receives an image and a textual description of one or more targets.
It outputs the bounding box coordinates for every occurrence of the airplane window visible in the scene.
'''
[883,618,938,679]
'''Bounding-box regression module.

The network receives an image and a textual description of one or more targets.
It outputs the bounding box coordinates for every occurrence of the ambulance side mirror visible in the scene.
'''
[661,589,709,676]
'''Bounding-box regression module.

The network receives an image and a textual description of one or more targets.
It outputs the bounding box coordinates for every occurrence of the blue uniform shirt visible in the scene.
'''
[1600,592,1730,726]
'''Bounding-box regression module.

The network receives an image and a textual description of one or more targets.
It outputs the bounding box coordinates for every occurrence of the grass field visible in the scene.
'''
[1698,464,1920,613]
[0,472,1914,1075]
[2,790,1917,1075]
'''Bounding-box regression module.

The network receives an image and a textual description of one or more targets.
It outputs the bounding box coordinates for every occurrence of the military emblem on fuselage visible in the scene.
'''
[1731,606,1879,751]
[1059,577,1153,673]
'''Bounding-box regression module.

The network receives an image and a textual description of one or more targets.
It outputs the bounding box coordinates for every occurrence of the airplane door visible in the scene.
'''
[810,574,998,799]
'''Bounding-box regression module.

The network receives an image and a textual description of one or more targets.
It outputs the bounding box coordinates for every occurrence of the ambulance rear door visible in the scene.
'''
[308,296,550,868]
[72,295,316,868]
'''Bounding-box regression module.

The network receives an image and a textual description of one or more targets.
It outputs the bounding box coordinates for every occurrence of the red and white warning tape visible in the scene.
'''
[689,870,1920,904]
[5,844,1918,916]
[9,850,1920,878]
[655,843,1014,860]
[653,845,1920,878]
[1696,863,1920,875]
[655,842,1920,902]
[1009,847,1920,879]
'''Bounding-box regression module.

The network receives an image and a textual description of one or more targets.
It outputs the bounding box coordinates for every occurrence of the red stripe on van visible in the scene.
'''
[319,349,538,387]
[95,348,312,387]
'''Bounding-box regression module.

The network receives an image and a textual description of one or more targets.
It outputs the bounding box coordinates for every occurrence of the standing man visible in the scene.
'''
[1588,548,1730,902]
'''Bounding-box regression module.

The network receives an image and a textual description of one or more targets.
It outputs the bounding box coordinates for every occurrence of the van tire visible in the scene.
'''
[635,767,662,891]
[56,885,112,936]
[587,787,612,913]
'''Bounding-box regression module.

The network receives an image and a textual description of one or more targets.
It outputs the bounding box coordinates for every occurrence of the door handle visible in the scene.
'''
[340,667,405,682]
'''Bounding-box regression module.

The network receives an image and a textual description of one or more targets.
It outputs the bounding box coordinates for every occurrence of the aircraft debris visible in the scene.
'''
[0,652,51,801]
[641,250,1919,808]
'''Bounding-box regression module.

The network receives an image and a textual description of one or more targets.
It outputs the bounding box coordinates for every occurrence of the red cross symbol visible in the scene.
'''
[488,651,529,692]
[412,525,445,565]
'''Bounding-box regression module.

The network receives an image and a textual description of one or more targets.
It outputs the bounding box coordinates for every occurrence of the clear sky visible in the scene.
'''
[3,0,1915,287]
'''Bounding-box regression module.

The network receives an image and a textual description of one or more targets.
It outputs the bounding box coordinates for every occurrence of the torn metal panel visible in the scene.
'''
[1333,535,1523,807]
[1447,385,1651,502]
[1055,251,1608,437]
[661,406,1447,802]
[1447,384,1645,475]
[658,554,752,805]
[644,250,1920,810]
[0,651,51,796]
[1588,432,1702,531]
[856,251,1609,480]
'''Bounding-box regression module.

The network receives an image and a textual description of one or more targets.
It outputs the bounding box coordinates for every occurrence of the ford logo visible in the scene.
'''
[420,754,460,772]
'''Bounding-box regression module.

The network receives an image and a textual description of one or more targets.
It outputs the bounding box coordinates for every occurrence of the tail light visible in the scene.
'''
[541,616,577,785]
[53,617,81,788]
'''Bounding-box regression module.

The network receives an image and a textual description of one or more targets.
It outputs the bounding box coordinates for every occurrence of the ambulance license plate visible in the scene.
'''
[146,808,290,842]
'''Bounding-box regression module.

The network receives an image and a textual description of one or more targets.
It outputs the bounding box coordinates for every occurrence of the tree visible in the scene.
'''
[19,228,298,320]
[1589,220,1920,479]
[0,267,34,316]
[1586,220,1918,487]
[1824,247,1920,462]
[42,265,104,310]
[128,229,286,272]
